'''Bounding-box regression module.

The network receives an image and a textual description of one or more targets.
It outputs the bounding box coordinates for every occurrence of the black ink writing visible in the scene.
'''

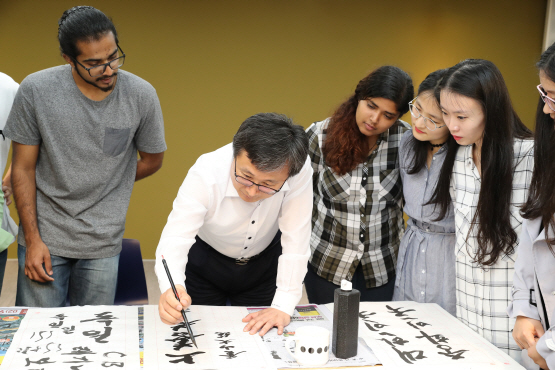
[166,352,205,364]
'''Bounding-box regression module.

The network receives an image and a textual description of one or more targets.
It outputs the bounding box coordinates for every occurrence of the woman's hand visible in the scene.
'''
[513,316,545,349]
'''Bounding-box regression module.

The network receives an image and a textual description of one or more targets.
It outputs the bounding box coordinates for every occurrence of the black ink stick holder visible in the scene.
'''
[332,279,360,359]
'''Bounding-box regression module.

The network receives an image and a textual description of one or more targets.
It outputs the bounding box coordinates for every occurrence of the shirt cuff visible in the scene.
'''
[271,290,300,316]
[536,330,555,367]
[507,300,541,321]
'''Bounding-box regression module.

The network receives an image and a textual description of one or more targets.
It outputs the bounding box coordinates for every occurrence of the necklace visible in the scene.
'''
[430,141,446,151]
[369,139,379,154]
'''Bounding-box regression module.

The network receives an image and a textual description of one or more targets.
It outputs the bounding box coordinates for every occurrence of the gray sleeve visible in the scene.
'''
[398,129,412,170]
[134,86,166,153]
[3,80,41,145]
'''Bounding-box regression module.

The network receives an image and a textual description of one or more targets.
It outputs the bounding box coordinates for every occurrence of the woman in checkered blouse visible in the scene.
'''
[305,66,413,304]
[429,59,534,364]
[509,42,555,370]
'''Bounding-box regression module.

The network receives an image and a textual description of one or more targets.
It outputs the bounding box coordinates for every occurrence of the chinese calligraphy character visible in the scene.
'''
[219,350,246,359]
[437,344,468,360]
[165,352,205,364]
[81,312,117,327]
[30,331,53,342]
[62,326,76,334]
[63,356,93,363]
[17,346,40,354]
[24,357,55,366]
[62,347,96,355]
[415,331,449,345]
[83,327,113,344]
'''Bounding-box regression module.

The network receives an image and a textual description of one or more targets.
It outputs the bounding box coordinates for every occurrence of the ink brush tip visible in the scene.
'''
[181,309,198,348]
[187,320,198,348]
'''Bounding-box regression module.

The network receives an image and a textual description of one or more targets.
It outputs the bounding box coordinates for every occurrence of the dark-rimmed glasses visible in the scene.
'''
[234,159,287,195]
[73,45,126,78]
[408,97,446,131]
[537,84,555,112]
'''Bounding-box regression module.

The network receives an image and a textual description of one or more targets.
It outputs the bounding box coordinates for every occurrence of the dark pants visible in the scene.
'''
[304,262,395,304]
[185,232,282,306]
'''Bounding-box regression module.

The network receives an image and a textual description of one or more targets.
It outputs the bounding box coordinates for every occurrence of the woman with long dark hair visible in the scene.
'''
[509,43,555,370]
[430,59,533,363]
[305,66,413,303]
[391,69,458,315]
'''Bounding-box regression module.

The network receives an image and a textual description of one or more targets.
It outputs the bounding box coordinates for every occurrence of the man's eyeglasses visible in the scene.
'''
[408,97,446,131]
[73,45,126,78]
[234,159,286,195]
[537,84,555,112]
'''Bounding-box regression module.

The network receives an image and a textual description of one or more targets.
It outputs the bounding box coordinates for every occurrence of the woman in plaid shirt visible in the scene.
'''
[430,59,533,364]
[305,66,413,303]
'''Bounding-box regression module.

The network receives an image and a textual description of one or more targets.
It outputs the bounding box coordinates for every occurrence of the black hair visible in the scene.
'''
[323,66,414,175]
[406,69,449,175]
[232,113,309,177]
[521,42,555,253]
[355,65,414,116]
[58,6,118,60]
[429,59,532,266]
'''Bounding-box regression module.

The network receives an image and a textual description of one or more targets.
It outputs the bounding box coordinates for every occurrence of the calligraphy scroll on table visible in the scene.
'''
[1,305,140,369]
[325,301,525,369]
[142,305,277,370]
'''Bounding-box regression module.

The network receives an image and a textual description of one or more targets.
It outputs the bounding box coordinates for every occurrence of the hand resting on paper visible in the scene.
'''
[513,316,545,349]
[242,307,291,336]
[159,284,192,325]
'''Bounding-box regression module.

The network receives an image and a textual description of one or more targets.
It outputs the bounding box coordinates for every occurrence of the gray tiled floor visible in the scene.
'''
[0,259,308,306]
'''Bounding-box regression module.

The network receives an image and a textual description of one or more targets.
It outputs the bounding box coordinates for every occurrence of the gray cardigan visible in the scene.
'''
[508,217,555,368]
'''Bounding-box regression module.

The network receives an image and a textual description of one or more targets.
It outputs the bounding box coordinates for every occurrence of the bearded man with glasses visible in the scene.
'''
[3,6,166,307]
[155,112,312,337]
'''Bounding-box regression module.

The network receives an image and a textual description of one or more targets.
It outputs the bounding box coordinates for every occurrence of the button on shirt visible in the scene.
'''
[155,143,313,315]
[307,118,408,288]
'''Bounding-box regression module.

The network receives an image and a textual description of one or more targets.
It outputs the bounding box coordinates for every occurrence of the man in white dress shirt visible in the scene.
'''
[156,113,312,336]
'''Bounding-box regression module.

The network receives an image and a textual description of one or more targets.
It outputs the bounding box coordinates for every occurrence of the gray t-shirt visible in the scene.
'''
[4,65,167,258]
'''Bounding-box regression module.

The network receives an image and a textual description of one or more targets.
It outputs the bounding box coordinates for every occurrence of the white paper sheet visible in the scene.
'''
[1,305,140,369]
[325,301,525,370]
[142,305,277,370]
[248,304,380,368]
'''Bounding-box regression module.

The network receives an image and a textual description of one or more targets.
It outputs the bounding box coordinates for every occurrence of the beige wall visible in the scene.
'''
[0,0,546,259]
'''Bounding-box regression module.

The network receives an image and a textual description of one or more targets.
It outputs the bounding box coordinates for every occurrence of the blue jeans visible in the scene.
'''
[15,244,119,307]
[0,248,7,295]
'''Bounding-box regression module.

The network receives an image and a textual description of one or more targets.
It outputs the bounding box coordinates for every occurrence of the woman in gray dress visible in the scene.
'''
[392,69,458,315]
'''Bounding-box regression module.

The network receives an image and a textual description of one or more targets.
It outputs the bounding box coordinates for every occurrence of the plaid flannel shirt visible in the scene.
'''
[307,118,409,288]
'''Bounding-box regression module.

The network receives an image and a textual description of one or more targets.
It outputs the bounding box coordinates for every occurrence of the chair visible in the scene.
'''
[114,238,149,305]
[65,238,149,306]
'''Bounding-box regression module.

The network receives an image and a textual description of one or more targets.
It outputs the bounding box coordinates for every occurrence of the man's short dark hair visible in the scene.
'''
[58,6,119,59]
[232,113,309,177]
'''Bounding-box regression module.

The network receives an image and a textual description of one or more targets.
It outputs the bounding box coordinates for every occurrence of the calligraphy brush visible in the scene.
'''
[161,255,198,348]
